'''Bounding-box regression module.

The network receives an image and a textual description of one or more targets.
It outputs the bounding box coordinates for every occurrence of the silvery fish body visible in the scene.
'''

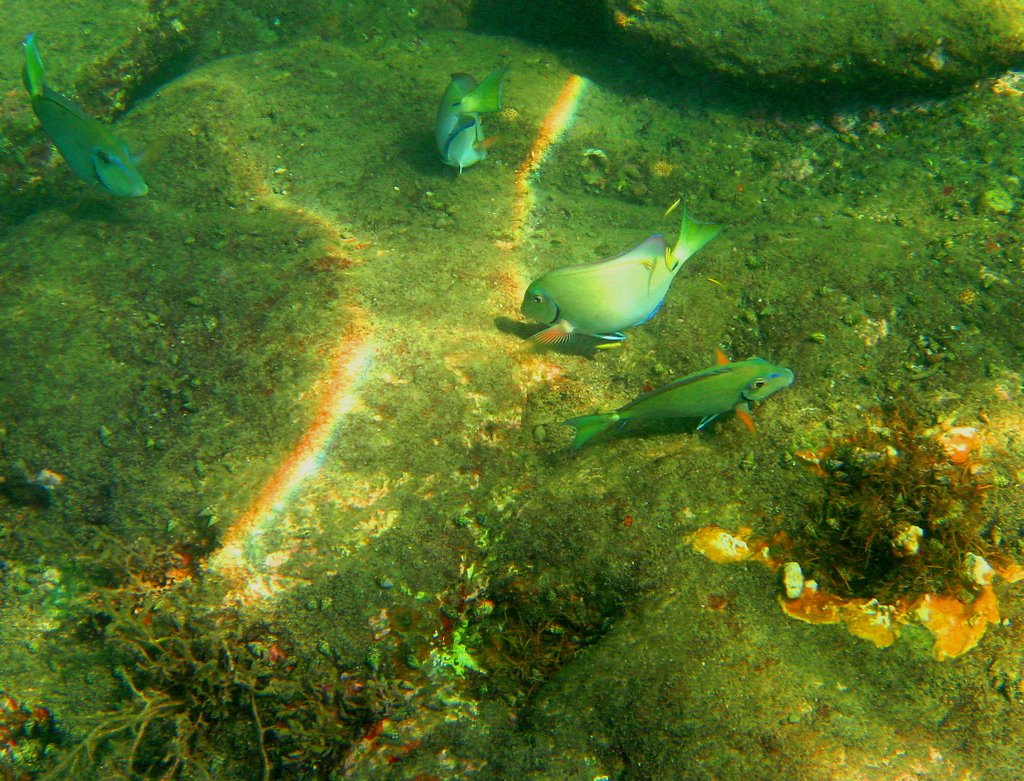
[521,211,721,345]
[435,67,506,171]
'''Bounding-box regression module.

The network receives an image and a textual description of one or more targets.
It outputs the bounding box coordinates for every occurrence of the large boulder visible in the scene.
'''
[607,0,1024,96]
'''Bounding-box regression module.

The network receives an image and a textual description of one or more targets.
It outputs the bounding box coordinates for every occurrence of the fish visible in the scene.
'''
[520,209,721,346]
[563,351,794,448]
[435,66,507,171]
[22,33,148,196]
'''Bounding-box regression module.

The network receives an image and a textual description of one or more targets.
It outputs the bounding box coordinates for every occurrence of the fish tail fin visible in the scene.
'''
[671,208,722,265]
[22,33,44,98]
[455,65,507,114]
[564,412,620,449]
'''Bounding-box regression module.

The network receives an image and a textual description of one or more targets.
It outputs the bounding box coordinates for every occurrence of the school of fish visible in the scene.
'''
[20,36,793,449]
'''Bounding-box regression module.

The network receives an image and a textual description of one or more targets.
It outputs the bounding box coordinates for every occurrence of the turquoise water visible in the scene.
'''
[2,2,1024,779]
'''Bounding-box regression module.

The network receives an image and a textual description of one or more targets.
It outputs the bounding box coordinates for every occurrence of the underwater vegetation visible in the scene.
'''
[28,543,402,780]
[792,403,994,602]
[473,572,609,705]
[0,691,60,778]
[688,400,1023,659]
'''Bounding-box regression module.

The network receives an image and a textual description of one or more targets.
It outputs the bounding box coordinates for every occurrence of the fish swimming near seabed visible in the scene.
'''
[520,209,721,346]
[22,33,148,196]
[435,66,507,171]
[563,351,794,448]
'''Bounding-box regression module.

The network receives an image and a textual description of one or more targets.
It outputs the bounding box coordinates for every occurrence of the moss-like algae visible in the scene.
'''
[789,403,994,601]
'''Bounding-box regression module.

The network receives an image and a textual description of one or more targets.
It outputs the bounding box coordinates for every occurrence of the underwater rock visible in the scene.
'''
[606,0,1024,98]
[781,561,804,599]
[891,523,924,557]
[0,467,60,508]
[510,570,982,780]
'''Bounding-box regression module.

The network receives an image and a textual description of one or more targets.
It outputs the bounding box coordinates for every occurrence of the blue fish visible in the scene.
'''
[22,33,147,197]
[435,67,507,171]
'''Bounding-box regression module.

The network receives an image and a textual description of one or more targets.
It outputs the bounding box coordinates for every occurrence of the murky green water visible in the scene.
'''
[2,2,1023,779]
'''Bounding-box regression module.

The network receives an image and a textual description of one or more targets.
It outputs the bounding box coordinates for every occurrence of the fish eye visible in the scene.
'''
[751,378,766,389]
[532,294,544,304]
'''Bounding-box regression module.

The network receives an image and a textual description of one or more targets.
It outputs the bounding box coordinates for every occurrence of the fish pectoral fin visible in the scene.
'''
[473,133,500,152]
[714,348,730,365]
[696,413,721,430]
[735,404,757,433]
[528,320,575,347]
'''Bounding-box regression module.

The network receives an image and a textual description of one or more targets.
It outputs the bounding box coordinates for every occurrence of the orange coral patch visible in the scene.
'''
[996,562,1024,583]
[913,587,1000,661]
[779,587,845,625]
[936,426,981,465]
[782,592,898,647]
[687,525,753,563]
[839,599,898,648]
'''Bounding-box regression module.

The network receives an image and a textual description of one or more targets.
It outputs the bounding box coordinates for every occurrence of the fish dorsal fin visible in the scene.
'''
[714,348,730,365]
[630,364,733,403]
[38,85,96,129]
[617,234,667,267]
[548,235,668,280]
[448,73,477,100]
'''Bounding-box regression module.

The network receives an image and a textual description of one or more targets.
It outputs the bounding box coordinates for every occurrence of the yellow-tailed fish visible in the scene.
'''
[22,33,147,197]
[435,66,506,172]
[564,351,794,448]
[521,209,721,346]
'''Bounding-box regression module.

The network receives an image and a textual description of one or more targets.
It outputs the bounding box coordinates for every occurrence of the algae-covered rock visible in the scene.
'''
[4,6,1024,777]
[607,0,1024,96]
[0,0,217,117]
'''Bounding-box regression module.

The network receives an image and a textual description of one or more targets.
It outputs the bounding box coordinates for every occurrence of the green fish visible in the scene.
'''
[520,209,721,346]
[564,352,794,448]
[22,33,148,196]
[435,66,507,172]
